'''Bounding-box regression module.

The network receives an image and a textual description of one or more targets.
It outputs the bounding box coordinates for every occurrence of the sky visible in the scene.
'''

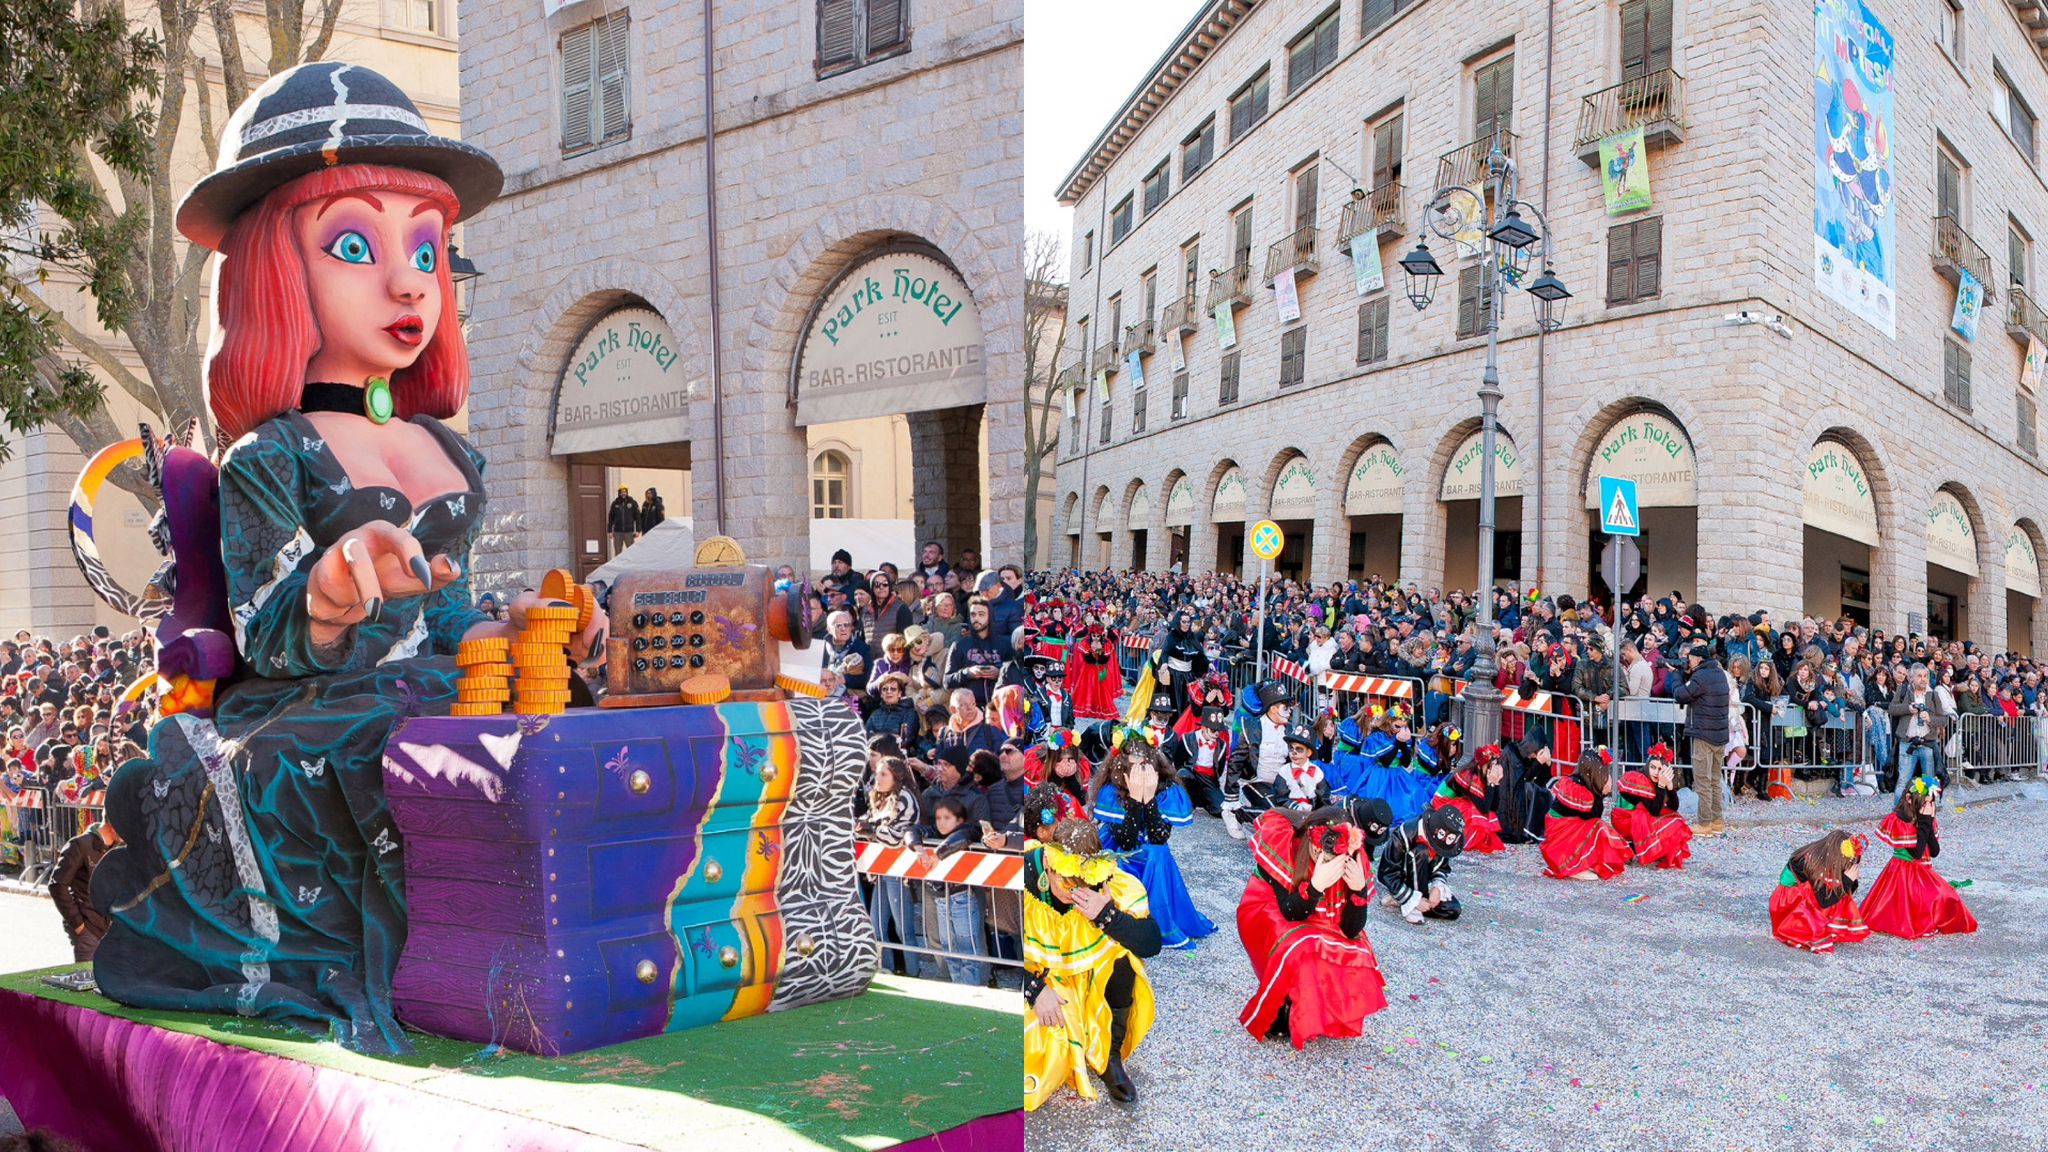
[1025,0,1200,274]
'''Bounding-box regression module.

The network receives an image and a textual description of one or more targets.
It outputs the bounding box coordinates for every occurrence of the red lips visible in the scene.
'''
[383,315,425,347]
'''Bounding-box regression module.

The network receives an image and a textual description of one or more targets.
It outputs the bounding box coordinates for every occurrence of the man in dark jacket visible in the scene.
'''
[943,599,1012,707]
[51,821,118,961]
[1670,641,1730,834]
[637,488,665,533]
[607,486,640,557]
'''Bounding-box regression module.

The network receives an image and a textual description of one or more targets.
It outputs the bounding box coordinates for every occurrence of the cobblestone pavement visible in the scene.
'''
[1027,782,2048,1152]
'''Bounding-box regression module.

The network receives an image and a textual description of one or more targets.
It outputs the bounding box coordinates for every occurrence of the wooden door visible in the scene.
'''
[571,462,610,582]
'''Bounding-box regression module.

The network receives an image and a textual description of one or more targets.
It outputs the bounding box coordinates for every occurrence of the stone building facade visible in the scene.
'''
[459,0,1023,589]
[1054,0,2048,654]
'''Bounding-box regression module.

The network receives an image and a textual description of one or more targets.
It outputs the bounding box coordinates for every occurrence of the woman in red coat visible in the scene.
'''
[1065,623,1123,721]
[1429,744,1504,854]
[1861,780,1977,939]
[1540,751,1633,880]
[1237,807,1386,1050]
[1611,742,1693,869]
[1770,831,1871,953]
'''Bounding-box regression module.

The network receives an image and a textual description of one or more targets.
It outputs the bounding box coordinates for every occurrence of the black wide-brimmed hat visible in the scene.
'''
[176,62,503,251]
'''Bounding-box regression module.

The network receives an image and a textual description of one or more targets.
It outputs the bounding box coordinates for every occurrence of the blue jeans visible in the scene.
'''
[869,875,936,978]
[1898,742,1939,795]
[927,886,987,986]
[1863,711,1892,775]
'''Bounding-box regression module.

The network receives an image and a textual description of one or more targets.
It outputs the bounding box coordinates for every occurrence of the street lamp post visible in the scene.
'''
[1396,138,1571,758]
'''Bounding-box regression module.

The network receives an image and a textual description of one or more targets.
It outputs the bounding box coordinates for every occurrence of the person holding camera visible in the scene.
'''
[1887,663,1951,796]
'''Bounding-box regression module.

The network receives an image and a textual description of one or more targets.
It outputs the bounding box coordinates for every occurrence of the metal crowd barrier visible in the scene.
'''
[2,785,104,886]
[1118,633,1151,686]
[1319,672,1424,725]
[1495,688,1590,772]
[857,840,1025,986]
[1956,712,2042,781]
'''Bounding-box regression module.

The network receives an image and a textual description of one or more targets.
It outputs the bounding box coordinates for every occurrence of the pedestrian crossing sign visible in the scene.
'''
[1599,476,1640,536]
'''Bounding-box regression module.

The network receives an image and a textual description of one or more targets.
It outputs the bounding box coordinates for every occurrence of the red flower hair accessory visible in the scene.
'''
[1646,741,1675,764]
[1308,822,1363,858]
[1473,743,1502,765]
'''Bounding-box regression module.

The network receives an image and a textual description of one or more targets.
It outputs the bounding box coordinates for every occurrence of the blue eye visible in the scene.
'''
[411,241,437,274]
[323,231,373,265]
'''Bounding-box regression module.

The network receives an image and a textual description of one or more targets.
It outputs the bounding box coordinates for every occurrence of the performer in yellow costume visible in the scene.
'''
[1022,818,1161,1109]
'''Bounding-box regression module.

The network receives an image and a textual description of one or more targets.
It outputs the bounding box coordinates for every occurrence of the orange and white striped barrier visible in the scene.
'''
[856,841,1025,890]
[1268,655,1310,683]
[1319,673,1417,699]
[1501,688,1556,713]
[1,791,44,810]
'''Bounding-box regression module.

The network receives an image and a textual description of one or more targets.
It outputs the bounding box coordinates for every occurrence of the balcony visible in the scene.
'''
[1436,129,1517,191]
[2008,285,2048,346]
[1933,214,1997,301]
[1264,225,1321,280]
[1160,296,1198,333]
[1205,261,1253,312]
[1054,363,1081,390]
[1573,69,1688,164]
[1096,342,1118,375]
[1122,318,1156,358]
[1337,181,1404,244]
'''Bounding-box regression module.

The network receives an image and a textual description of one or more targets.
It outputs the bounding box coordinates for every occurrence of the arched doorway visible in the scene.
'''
[1440,428,1523,591]
[1344,440,1404,581]
[1092,486,1115,569]
[1061,492,1081,568]
[1581,410,1698,601]
[1924,487,1980,642]
[1212,465,1247,576]
[2006,522,2041,655]
[1126,481,1152,571]
[1267,453,1316,582]
[1163,473,1194,570]
[1801,437,1880,625]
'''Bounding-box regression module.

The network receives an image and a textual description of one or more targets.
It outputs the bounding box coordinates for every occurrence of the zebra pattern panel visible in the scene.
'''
[770,694,879,1012]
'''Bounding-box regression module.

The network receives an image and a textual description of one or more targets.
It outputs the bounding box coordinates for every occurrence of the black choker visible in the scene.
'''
[298,379,396,424]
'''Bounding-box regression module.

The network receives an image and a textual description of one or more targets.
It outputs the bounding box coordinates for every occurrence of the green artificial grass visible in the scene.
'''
[1,967,1019,1151]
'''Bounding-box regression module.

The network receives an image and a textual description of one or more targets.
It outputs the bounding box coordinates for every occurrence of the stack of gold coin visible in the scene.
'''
[452,636,512,717]
[513,602,580,714]
[538,569,597,634]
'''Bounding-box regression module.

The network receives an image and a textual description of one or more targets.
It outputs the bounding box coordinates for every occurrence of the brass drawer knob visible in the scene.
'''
[718,945,739,969]
[628,769,651,795]
[704,859,722,883]
[793,932,817,958]
[635,959,658,985]
[758,762,777,783]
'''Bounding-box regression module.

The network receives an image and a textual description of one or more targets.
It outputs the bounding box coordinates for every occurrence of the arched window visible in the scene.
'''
[812,450,850,518]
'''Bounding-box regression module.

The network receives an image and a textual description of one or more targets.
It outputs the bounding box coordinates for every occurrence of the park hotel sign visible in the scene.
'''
[552,307,692,456]
[794,251,985,426]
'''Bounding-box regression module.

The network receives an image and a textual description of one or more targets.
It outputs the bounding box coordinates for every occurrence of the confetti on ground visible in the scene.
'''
[1623,893,1650,903]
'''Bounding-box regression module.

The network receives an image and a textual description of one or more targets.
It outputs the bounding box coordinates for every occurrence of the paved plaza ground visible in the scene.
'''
[1026,782,2048,1152]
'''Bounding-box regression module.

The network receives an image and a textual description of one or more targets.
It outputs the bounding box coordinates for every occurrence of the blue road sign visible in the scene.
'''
[1599,476,1640,537]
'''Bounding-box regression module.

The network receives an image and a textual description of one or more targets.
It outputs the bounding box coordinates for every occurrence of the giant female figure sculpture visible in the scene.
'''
[90,64,602,1053]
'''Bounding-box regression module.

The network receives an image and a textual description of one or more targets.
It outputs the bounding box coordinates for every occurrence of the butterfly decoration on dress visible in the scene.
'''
[390,678,423,719]
[712,612,758,653]
[517,714,551,737]
[301,437,324,453]
[152,778,169,799]
[298,885,323,904]
[204,823,222,844]
[379,492,397,511]
[370,827,397,856]
[299,756,327,780]
[328,479,351,496]
[444,495,466,517]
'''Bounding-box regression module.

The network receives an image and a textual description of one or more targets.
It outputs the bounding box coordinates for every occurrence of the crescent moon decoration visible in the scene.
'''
[120,672,161,703]
[69,438,161,622]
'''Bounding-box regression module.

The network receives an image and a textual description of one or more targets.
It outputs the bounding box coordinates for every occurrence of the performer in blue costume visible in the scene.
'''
[87,64,603,1054]
[1091,737,1216,950]
[1333,703,1441,823]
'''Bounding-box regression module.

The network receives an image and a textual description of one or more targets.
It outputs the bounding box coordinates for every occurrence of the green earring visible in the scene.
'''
[364,376,395,424]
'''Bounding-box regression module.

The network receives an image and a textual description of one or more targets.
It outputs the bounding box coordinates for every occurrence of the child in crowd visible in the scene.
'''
[1769,830,1871,953]
[1540,750,1633,880]
[1033,739,1093,823]
[923,797,987,986]
[1430,743,1505,854]
[1092,739,1214,949]
[1861,779,1978,939]
[1612,742,1693,869]
[855,757,929,978]
[1237,807,1385,1049]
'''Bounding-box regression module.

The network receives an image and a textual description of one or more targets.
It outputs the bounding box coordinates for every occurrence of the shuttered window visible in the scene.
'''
[1132,389,1147,433]
[1183,241,1201,302]
[1100,397,1113,443]
[561,14,631,155]
[1294,164,1319,232]
[1473,55,1514,142]
[1356,298,1390,364]
[1229,70,1271,142]
[1936,148,1963,222]
[1220,351,1240,405]
[1286,8,1341,95]
[1455,264,1494,337]
[1371,114,1403,189]
[1279,326,1307,388]
[1606,216,1663,305]
[1232,204,1254,267]
[1362,0,1411,38]
[817,0,910,78]
[2020,390,2038,455]
[1619,0,1673,81]
[1172,371,1190,419]
[1111,196,1134,245]
[1144,161,1171,215]
[1943,340,1972,410]
[1182,117,1216,181]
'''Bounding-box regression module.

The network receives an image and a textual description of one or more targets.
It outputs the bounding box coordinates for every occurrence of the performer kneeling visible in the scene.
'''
[1377,806,1467,924]
[1769,831,1871,953]
[1612,742,1693,869]
[1861,779,1977,939]
[1237,807,1386,1050]
[1092,739,1216,949]
[1165,702,1234,818]
[1222,682,1295,839]
[1540,751,1633,880]
[1024,819,1160,1108]
[1430,744,1505,854]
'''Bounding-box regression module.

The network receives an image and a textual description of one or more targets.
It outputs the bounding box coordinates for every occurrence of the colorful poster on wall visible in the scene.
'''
[1350,229,1385,296]
[2026,335,2045,393]
[1951,268,1983,341]
[1168,329,1187,373]
[1213,301,1237,350]
[1598,126,1653,215]
[1273,269,1301,323]
[1125,349,1146,391]
[1813,0,1897,339]
[1452,182,1487,258]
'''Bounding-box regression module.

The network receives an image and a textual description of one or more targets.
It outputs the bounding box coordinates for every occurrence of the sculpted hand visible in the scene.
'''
[307,521,458,642]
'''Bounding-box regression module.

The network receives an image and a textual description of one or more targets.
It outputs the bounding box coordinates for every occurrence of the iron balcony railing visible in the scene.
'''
[2007,285,2048,345]
[1573,69,1688,154]
[1337,181,1403,244]
[1205,261,1253,311]
[1436,129,1517,190]
[1264,225,1321,280]
[1122,318,1156,358]
[1160,296,1198,333]
[1933,214,1997,300]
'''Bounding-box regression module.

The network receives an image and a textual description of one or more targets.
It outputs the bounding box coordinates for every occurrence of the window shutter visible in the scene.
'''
[1316,13,1338,74]
[1475,57,1513,140]
[1235,208,1253,265]
[1607,222,1635,304]
[561,26,594,152]
[1372,297,1390,360]
[597,14,630,142]
[1937,152,1960,221]
[1363,0,1397,36]
[1221,351,1240,404]
[1620,0,1648,79]
[1633,216,1662,299]
[867,0,908,55]
[1296,166,1319,231]
[1646,0,1674,76]
[1357,301,1373,362]
[1281,327,1306,387]
[1372,116,1401,188]
[818,0,857,69]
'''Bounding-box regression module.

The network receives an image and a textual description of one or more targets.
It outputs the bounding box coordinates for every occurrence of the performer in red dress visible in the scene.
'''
[1861,779,1977,939]
[1611,742,1693,869]
[1429,743,1505,854]
[1540,751,1633,880]
[1066,623,1123,721]
[1769,831,1871,953]
[1029,738,1093,822]
[1237,807,1386,1050]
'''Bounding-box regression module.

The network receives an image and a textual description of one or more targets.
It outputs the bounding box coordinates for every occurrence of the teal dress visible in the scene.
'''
[91,411,488,1053]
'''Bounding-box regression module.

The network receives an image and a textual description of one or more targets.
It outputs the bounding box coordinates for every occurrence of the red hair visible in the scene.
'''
[207,164,468,442]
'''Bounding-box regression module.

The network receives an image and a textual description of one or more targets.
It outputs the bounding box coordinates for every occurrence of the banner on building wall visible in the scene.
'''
[1212,467,1246,521]
[1350,229,1385,296]
[2007,527,2042,598]
[1802,439,1880,547]
[1452,182,1488,259]
[1213,301,1238,350]
[794,251,986,425]
[1951,268,1983,342]
[2025,336,2046,393]
[1599,126,1653,215]
[1094,369,1108,403]
[1581,412,1696,508]
[1273,269,1302,323]
[1812,0,1898,339]
[1165,477,1195,526]
[1440,430,1523,501]
[1126,349,1146,390]
[1063,387,1074,419]
[1169,329,1188,373]
[1927,490,1979,577]
[1344,443,1404,516]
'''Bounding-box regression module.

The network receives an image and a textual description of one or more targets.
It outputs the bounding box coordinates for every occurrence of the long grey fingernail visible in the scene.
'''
[410,556,433,587]
[366,598,383,622]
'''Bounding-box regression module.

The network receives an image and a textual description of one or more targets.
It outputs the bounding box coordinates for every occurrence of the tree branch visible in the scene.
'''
[209,0,249,109]
[5,277,164,416]
[303,0,344,63]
